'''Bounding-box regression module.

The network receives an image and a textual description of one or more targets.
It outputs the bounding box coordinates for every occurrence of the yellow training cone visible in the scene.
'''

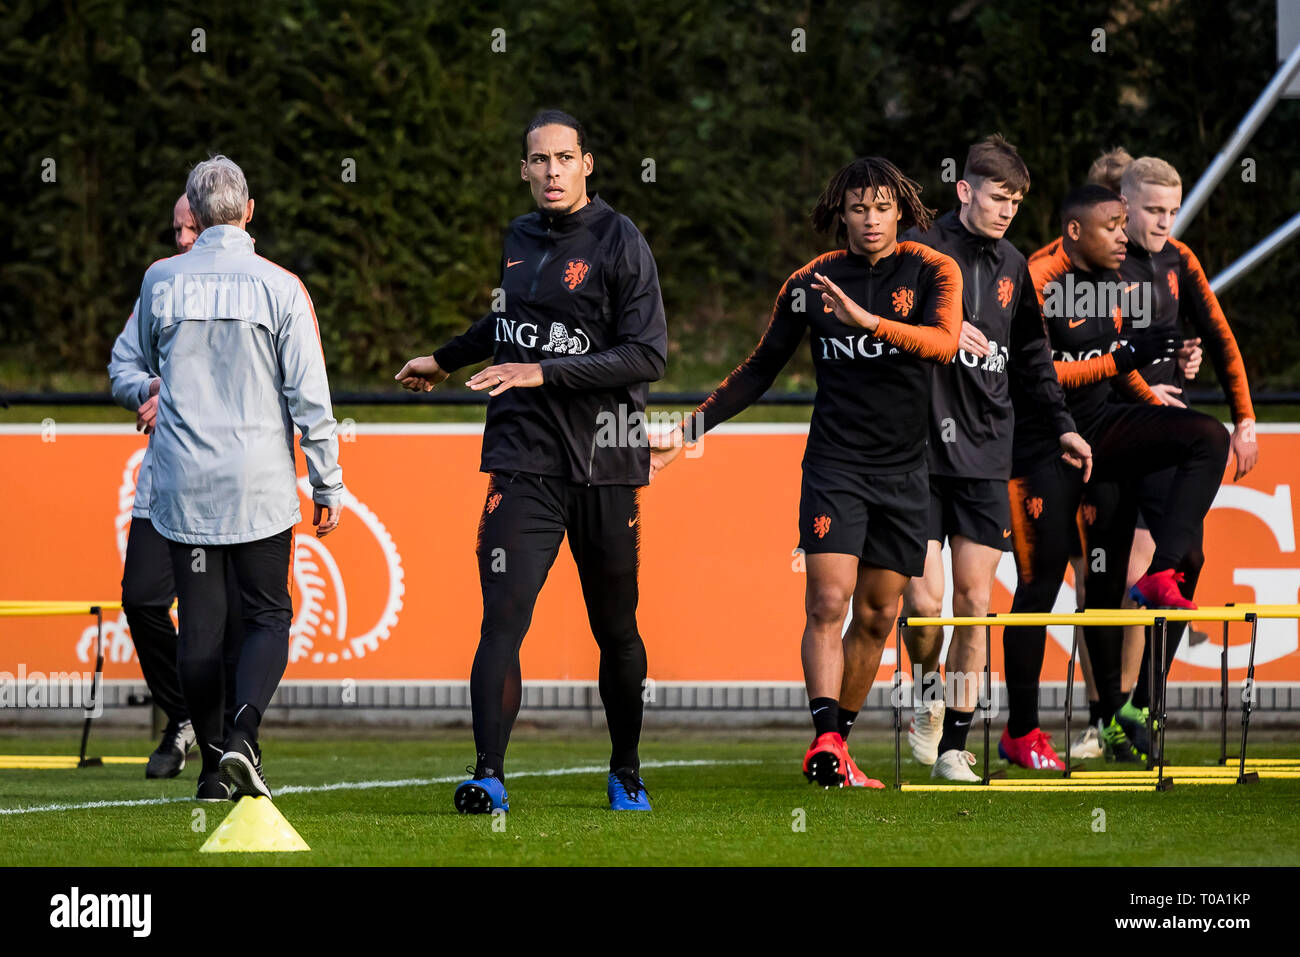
[200,796,310,853]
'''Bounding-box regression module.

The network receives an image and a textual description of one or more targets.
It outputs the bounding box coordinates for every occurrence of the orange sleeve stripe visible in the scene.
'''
[1119,370,1161,405]
[1028,248,1070,308]
[1029,237,1062,264]
[874,244,961,362]
[1170,239,1254,422]
[1054,353,1117,389]
[789,249,847,284]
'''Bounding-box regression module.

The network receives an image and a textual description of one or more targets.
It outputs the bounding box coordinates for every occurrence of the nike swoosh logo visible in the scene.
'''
[507,259,524,267]
[812,707,829,715]
[1068,318,1086,328]
[1002,529,1011,538]
[628,517,638,527]
[955,720,971,727]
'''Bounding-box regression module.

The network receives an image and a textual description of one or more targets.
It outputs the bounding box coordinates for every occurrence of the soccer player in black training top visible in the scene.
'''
[900,136,1092,781]
[1003,185,1228,768]
[396,111,668,813]
[654,157,961,788]
[1105,156,1257,756]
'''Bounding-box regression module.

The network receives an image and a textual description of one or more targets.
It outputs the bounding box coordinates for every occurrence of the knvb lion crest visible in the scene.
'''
[77,449,405,668]
[812,514,832,539]
[1166,269,1179,300]
[562,258,590,291]
[891,286,915,317]
[997,276,1015,308]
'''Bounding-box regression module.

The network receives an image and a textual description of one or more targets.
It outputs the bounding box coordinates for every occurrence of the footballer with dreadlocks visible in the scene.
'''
[653,157,962,788]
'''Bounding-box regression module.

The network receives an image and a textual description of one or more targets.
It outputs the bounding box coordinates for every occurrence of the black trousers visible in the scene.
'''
[471,472,646,775]
[1086,481,1206,714]
[166,528,292,769]
[1005,403,1228,732]
[122,517,243,729]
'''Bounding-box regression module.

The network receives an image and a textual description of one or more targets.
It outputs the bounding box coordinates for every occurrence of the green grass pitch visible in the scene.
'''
[2,728,1297,867]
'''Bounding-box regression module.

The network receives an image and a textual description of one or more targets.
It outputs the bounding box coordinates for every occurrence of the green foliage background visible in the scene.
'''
[1,0,1297,395]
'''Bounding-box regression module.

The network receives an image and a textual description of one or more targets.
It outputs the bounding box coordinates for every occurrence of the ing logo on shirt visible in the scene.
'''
[563,259,591,291]
[1026,497,1044,519]
[891,287,915,317]
[997,276,1014,308]
[486,492,503,514]
[1166,269,1179,300]
[812,514,832,539]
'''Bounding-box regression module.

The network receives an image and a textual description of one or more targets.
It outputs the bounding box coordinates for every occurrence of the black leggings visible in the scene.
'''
[471,472,646,778]
[1004,403,1228,734]
[167,529,292,770]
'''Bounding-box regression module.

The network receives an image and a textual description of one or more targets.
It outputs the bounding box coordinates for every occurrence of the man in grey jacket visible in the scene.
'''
[137,155,343,801]
[109,192,209,780]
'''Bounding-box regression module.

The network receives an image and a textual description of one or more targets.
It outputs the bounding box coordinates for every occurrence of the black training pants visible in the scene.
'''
[471,472,647,775]
[122,517,243,729]
[166,528,292,770]
[1005,403,1228,732]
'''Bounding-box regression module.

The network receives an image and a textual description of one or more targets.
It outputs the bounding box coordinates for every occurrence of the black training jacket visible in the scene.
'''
[433,195,668,485]
[904,210,1075,480]
[683,242,962,474]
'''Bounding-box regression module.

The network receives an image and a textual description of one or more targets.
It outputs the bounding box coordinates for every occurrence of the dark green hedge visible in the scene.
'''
[2,0,1297,393]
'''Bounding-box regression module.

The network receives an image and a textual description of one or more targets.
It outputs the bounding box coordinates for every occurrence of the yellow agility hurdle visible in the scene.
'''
[0,600,130,768]
[891,605,1290,792]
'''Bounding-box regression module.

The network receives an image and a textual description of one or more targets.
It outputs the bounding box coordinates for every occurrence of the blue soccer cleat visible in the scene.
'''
[454,773,509,814]
[608,767,651,811]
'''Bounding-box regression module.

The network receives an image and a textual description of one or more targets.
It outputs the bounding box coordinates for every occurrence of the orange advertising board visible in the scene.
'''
[2,424,1298,685]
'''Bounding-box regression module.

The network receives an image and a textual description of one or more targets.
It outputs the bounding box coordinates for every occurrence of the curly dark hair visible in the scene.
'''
[811,156,935,242]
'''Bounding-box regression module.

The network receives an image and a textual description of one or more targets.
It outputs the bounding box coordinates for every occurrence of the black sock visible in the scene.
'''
[1007,685,1039,739]
[937,709,975,755]
[1088,699,1104,726]
[837,707,858,740]
[474,751,506,783]
[810,697,839,737]
[233,703,260,741]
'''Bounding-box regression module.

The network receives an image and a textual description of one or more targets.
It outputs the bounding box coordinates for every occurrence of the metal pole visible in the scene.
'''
[982,618,991,785]
[893,617,904,791]
[1145,619,1156,772]
[1156,617,1172,790]
[1238,613,1259,784]
[1219,620,1230,765]
[1210,209,1300,293]
[1172,39,1300,237]
[1064,607,1082,778]
[78,607,105,768]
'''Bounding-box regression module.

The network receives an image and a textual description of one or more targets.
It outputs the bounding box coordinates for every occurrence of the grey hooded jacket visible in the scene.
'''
[108,301,158,519]
[136,225,343,545]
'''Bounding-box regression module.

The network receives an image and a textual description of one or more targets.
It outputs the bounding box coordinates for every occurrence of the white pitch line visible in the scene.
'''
[0,758,760,816]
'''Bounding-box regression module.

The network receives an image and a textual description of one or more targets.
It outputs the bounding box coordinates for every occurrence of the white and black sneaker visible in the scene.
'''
[219,731,273,800]
[195,770,233,802]
[146,719,196,779]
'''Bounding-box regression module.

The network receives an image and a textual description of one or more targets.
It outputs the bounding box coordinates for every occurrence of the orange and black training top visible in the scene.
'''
[1015,244,1160,475]
[683,242,962,473]
[1119,237,1254,423]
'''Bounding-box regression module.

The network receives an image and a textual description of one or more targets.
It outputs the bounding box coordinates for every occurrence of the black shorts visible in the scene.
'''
[926,474,1013,552]
[798,461,928,577]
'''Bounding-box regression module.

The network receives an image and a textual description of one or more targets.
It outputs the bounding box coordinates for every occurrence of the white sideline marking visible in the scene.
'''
[0,758,759,816]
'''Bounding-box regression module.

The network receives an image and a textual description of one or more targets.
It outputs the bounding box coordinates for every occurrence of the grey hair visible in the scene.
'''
[185,154,249,230]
